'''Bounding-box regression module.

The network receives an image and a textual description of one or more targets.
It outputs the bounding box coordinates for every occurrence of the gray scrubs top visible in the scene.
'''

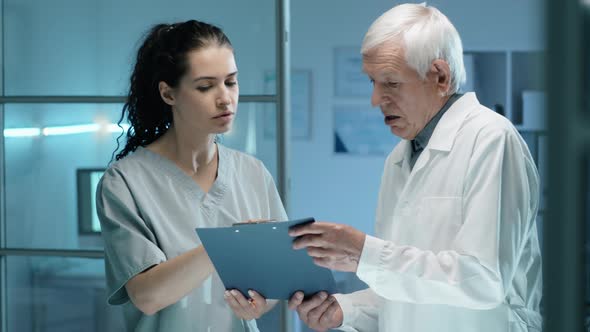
[96,144,287,332]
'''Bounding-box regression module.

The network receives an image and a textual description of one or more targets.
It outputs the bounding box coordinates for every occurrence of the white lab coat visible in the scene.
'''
[334,93,542,332]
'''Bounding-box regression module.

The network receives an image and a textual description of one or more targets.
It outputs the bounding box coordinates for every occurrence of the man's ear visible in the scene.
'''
[159,81,175,106]
[430,59,452,96]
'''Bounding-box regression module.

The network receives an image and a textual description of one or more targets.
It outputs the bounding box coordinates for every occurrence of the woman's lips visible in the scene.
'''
[213,112,233,119]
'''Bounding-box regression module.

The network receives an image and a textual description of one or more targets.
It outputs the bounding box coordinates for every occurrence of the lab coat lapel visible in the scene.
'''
[411,149,431,176]
[400,148,431,202]
[390,140,412,178]
[427,92,476,152]
[389,140,413,211]
[397,93,476,196]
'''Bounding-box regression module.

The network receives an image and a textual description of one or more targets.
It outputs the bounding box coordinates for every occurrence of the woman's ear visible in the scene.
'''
[430,59,451,96]
[159,81,175,106]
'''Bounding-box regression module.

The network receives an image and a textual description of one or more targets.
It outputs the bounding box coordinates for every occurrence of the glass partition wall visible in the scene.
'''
[0,0,291,331]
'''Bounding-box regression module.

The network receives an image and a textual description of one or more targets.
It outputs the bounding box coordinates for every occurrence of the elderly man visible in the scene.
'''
[288,3,542,332]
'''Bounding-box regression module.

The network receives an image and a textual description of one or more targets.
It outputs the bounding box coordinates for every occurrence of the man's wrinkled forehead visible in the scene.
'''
[361,42,406,78]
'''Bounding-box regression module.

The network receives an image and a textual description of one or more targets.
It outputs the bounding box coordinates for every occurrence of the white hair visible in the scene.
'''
[361,3,466,94]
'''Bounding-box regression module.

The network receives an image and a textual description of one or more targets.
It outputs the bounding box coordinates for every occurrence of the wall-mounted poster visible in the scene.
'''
[334,47,372,97]
[264,70,312,140]
[333,105,398,155]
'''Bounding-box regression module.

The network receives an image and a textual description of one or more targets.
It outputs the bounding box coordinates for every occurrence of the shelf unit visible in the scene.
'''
[463,50,545,127]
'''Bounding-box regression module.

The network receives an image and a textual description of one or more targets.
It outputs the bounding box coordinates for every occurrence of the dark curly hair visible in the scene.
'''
[113,20,232,161]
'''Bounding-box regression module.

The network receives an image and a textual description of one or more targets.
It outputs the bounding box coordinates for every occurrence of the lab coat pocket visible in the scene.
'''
[417,196,463,250]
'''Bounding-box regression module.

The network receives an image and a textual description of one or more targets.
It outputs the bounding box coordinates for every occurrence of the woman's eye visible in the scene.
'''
[196,86,212,92]
[226,81,238,87]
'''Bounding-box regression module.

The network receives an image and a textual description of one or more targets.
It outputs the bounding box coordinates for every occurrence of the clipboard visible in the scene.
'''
[195,217,337,300]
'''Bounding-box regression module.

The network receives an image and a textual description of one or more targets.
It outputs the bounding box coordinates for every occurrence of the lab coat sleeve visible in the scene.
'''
[243,319,260,332]
[333,289,381,332]
[356,125,539,309]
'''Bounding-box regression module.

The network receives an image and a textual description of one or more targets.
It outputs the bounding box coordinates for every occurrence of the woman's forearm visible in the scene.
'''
[126,245,214,315]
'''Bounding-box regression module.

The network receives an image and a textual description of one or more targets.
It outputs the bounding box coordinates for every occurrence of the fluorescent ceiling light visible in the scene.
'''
[42,124,101,136]
[4,127,42,137]
[5,122,130,137]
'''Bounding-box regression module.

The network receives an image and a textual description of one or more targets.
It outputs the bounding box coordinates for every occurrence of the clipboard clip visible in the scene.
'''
[232,218,276,226]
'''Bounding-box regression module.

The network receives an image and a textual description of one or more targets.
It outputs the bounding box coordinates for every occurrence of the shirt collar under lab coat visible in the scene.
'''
[390,92,478,166]
[411,93,462,154]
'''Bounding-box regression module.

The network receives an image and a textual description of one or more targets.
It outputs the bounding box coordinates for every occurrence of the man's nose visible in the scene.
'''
[371,84,386,107]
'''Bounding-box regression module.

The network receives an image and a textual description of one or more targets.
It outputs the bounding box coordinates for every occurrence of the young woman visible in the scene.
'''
[96,20,285,331]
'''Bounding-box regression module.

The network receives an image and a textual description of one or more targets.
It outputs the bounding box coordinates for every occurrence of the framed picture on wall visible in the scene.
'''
[333,47,372,97]
[263,69,312,140]
[333,105,398,155]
